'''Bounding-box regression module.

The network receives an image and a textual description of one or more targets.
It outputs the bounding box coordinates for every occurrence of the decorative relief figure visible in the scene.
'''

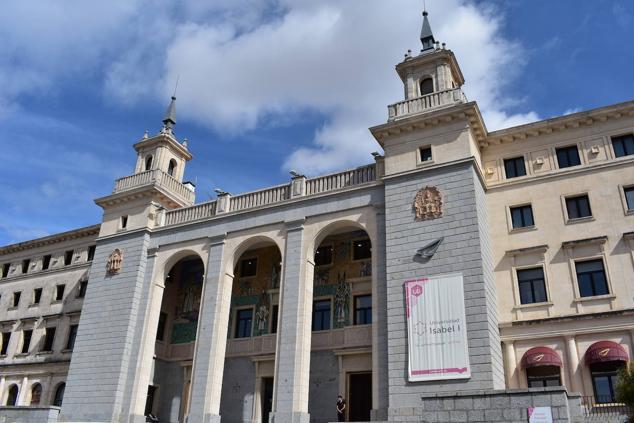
[106,249,123,275]
[254,293,270,336]
[413,186,443,221]
[270,263,281,289]
[359,261,372,277]
[314,269,330,286]
[334,272,351,326]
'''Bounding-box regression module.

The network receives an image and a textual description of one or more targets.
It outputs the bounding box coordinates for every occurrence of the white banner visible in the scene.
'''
[405,273,470,382]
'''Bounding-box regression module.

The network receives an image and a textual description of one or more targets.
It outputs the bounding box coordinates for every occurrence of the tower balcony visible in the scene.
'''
[112,169,195,205]
[388,87,467,122]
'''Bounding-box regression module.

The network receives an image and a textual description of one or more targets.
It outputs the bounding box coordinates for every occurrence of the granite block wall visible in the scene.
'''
[152,359,184,423]
[308,351,339,423]
[383,161,504,411]
[220,357,256,423]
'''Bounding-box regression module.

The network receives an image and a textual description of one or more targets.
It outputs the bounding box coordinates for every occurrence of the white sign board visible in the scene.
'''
[528,407,553,423]
[405,273,470,382]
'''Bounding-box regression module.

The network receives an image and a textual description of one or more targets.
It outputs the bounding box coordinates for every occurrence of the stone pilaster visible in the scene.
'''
[269,220,311,423]
[187,235,230,423]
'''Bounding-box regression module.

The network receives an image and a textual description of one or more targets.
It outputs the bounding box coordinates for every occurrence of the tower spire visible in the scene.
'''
[420,8,435,51]
[161,95,177,134]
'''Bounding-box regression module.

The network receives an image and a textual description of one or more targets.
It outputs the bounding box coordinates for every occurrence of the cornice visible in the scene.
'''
[94,184,188,209]
[483,100,634,148]
[396,49,465,86]
[133,133,192,161]
[0,225,100,255]
[369,101,487,147]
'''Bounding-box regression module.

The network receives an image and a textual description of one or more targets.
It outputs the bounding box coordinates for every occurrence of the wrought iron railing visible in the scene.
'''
[581,395,630,417]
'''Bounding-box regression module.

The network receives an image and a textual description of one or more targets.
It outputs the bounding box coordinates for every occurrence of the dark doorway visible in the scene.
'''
[348,373,372,422]
[262,377,274,423]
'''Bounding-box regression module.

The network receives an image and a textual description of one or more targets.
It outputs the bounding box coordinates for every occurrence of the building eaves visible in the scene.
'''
[0,224,101,255]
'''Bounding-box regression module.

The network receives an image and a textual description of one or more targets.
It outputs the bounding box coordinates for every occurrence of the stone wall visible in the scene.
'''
[308,351,339,423]
[388,387,583,423]
[152,359,184,423]
[220,357,256,423]
[383,160,505,411]
[0,406,60,423]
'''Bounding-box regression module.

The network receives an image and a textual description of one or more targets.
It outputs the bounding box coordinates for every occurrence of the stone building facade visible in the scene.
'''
[1,9,633,423]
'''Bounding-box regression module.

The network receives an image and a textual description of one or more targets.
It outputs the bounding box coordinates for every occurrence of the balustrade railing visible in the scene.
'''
[113,169,195,204]
[388,88,467,121]
[581,396,630,417]
[162,163,378,227]
[230,184,290,212]
[305,164,376,196]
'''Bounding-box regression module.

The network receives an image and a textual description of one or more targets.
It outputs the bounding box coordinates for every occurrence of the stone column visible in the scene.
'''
[566,335,582,394]
[270,220,312,423]
[371,210,388,420]
[17,376,28,405]
[503,341,519,388]
[0,376,5,404]
[187,235,231,423]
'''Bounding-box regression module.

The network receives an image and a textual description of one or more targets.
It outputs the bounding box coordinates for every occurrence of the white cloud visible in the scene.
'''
[0,0,540,175]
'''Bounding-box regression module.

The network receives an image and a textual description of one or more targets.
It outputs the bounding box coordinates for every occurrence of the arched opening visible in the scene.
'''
[6,384,18,406]
[53,383,65,407]
[219,238,282,423]
[147,254,205,423]
[145,155,153,171]
[420,77,434,96]
[168,159,177,177]
[585,341,629,403]
[30,383,42,405]
[309,224,373,422]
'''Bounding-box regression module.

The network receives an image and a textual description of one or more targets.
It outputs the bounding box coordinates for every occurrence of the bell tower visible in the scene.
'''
[94,96,195,237]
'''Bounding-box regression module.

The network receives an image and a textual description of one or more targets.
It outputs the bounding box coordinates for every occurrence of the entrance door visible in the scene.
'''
[261,377,274,423]
[348,373,372,422]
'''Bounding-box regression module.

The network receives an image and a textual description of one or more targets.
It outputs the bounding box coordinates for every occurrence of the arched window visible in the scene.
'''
[53,382,65,407]
[30,383,42,405]
[145,155,153,171]
[420,78,434,96]
[6,384,18,406]
[167,159,177,177]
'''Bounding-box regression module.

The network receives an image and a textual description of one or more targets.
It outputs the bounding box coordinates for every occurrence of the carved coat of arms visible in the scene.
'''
[413,186,443,220]
[106,249,123,275]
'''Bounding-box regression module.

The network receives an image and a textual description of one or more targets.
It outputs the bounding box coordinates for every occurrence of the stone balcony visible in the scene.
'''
[388,87,467,121]
[112,169,196,206]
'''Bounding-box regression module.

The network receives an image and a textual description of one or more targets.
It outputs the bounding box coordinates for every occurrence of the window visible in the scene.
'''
[33,288,43,305]
[354,295,372,325]
[527,366,561,388]
[504,156,526,179]
[53,383,66,407]
[556,145,581,168]
[1,332,11,355]
[42,327,56,352]
[1,263,9,278]
[42,255,51,270]
[420,78,434,95]
[419,146,432,163]
[625,187,634,211]
[77,280,88,298]
[235,309,253,338]
[145,155,153,171]
[270,305,279,334]
[22,259,30,274]
[12,291,21,308]
[591,362,624,403]
[120,215,128,229]
[517,267,548,304]
[352,239,372,261]
[312,300,331,331]
[510,205,534,229]
[239,258,258,278]
[64,250,74,266]
[21,330,32,354]
[576,259,609,297]
[612,134,634,158]
[566,195,592,219]
[30,383,42,405]
[6,384,18,406]
[168,159,177,176]
[66,325,78,351]
[156,312,167,342]
[314,245,333,267]
[87,245,96,261]
[55,285,66,302]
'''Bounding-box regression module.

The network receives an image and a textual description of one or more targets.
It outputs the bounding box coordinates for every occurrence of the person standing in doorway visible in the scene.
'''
[336,395,346,422]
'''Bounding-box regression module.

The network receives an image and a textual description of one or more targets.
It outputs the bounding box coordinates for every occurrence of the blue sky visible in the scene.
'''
[0,0,632,246]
